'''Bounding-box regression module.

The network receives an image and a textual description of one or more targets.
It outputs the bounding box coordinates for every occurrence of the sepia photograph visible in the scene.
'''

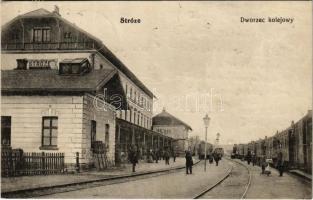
[0,1,312,199]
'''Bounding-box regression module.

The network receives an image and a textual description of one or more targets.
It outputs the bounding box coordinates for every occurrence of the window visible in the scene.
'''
[134,110,137,124]
[125,84,128,97]
[130,88,133,99]
[105,124,110,147]
[91,120,96,148]
[130,107,132,123]
[64,32,72,39]
[1,116,11,146]
[11,32,19,40]
[42,117,58,148]
[33,28,51,42]
[59,59,90,75]
[134,91,137,102]
[141,114,143,126]
[137,112,140,125]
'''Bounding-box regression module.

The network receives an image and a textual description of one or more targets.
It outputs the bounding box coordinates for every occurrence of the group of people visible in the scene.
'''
[148,148,177,165]
[245,150,285,177]
[185,150,223,175]
[127,145,178,172]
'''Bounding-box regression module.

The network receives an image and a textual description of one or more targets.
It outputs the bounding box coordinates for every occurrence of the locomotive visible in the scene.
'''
[233,110,312,174]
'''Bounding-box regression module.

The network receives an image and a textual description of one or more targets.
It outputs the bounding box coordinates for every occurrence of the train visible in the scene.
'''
[232,110,312,174]
[197,141,213,159]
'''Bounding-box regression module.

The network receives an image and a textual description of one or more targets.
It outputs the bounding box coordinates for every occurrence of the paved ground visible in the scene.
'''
[1,157,187,193]
[39,160,231,198]
[238,159,312,199]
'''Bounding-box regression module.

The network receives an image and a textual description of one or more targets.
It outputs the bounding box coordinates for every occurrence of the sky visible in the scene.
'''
[1,1,312,144]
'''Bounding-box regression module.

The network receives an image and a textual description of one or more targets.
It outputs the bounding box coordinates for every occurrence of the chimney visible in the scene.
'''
[53,5,60,16]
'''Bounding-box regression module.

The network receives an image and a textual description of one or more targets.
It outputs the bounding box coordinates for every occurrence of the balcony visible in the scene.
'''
[1,42,96,51]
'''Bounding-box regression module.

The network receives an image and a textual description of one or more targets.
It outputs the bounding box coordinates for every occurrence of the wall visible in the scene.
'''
[153,125,188,140]
[82,94,116,167]
[153,125,189,155]
[94,52,153,129]
[1,95,84,167]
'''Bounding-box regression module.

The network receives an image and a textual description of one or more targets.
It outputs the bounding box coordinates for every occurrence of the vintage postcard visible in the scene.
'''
[1,1,312,199]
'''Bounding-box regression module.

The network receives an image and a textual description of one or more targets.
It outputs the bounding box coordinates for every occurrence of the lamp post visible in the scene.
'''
[203,114,211,172]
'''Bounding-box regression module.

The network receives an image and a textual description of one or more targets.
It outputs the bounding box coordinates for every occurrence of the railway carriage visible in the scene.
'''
[243,144,249,159]
[254,139,265,165]
[237,144,245,159]
[197,141,213,159]
[233,110,312,174]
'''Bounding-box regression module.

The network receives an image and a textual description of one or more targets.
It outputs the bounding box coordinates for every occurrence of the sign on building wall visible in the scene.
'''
[28,59,58,69]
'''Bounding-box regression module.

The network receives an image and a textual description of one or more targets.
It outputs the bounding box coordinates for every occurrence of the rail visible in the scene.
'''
[2,42,96,51]
[227,158,252,199]
[193,164,233,199]
[193,158,252,199]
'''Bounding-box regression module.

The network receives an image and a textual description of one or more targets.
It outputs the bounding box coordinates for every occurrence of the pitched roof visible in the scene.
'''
[2,8,155,98]
[22,8,54,17]
[1,69,116,93]
[152,109,192,131]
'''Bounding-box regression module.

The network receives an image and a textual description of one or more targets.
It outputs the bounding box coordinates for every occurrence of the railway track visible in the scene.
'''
[230,159,252,199]
[2,160,201,198]
[193,158,252,199]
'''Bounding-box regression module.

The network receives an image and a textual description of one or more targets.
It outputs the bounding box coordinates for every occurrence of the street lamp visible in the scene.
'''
[203,114,211,172]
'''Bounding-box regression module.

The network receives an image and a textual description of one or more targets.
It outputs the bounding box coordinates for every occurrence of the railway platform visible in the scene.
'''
[1,157,192,194]
[289,169,312,181]
[235,159,312,199]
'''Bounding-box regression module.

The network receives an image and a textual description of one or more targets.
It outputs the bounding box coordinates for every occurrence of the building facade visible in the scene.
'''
[152,109,192,156]
[1,7,154,130]
[1,7,161,169]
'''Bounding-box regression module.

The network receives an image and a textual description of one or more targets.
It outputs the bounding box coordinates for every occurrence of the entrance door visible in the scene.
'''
[1,116,11,146]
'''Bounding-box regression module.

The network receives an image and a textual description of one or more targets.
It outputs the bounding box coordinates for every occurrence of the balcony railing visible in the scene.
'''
[2,42,96,51]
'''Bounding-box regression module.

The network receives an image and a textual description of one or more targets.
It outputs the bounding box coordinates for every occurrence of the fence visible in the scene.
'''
[1,149,65,177]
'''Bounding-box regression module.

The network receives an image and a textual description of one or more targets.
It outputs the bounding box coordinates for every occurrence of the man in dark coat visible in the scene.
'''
[129,145,138,172]
[261,156,267,174]
[172,149,177,162]
[277,152,284,177]
[213,152,220,166]
[164,150,170,165]
[155,148,160,163]
[185,150,193,174]
[246,150,252,165]
[208,153,214,164]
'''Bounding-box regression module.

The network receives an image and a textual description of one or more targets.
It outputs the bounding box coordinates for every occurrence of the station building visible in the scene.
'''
[1,7,173,170]
[152,108,192,156]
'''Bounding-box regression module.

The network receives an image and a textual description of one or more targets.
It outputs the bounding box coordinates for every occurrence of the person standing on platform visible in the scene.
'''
[172,149,177,162]
[246,149,252,165]
[164,149,170,165]
[261,156,267,174]
[129,145,138,172]
[252,151,256,166]
[213,152,220,166]
[185,150,193,174]
[277,152,284,177]
[155,148,160,163]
